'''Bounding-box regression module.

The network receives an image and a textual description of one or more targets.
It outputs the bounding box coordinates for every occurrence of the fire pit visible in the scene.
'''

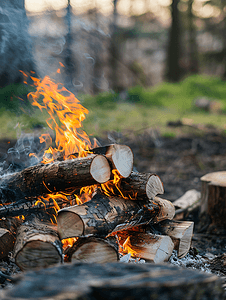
[0,72,225,298]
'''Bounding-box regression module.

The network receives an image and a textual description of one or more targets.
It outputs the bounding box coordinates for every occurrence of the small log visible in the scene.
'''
[66,237,119,263]
[153,196,175,222]
[89,144,133,178]
[200,171,226,232]
[157,220,194,258]
[101,171,164,200]
[14,215,63,271]
[57,193,160,239]
[0,154,111,205]
[0,228,15,260]
[117,231,174,263]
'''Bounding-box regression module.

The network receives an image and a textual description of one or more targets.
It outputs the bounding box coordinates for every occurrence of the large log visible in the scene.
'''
[57,193,160,239]
[0,262,224,300]
[200,171,226,233]
[101,171,164,200]
[65,237,119,263]
[0,154,111,205]
[157,220,194,258]
[14,215,63,271]
[117,231,174,263]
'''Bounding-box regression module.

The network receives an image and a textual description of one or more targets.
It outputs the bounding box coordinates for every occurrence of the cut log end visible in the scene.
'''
[67,237,119,263]
[0,228,15,260]
[90,155,111,183]
[57,211,84,240]
[146,174,164,199]
[16,240,62,271]
[107,144,133,178]
[153,197,175,222]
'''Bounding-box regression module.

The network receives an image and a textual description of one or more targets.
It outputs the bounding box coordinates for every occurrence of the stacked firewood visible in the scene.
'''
[0,144,194,271]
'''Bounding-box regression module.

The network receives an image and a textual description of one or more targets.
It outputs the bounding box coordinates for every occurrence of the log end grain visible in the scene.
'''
[67,238,119,263]
[0,228,15,260]
[108,144,133,178]
[90,155,111,183]
[57,211,84,239]
[201,171,226,187]
[146,174,164,200]
[15,240,62,271]
[153,197,175,222]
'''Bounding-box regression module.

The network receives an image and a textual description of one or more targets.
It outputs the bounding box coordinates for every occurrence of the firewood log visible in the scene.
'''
[1,263,224,300]
[65,237,119,263]
[0,228,15,260]
[100,171,164,200]
[88,144,133,178]
[156,220,194,258]
[200,171,226,233]
[57,193,160,239]
[14,215,63,271]
[0,154,111,205]
[153,196,175,222]
[117,231,174,263]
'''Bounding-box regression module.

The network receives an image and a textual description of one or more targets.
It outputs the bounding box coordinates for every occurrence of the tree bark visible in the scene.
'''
[65,237,119,263]
[14,215,63,271]
[57,193,160,239]
[0,154,110,205]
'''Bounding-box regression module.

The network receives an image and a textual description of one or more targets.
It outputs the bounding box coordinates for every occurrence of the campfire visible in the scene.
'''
[0,72,194,271]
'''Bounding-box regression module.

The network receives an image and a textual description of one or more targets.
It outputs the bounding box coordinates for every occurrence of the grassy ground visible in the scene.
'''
[1,74,226,140]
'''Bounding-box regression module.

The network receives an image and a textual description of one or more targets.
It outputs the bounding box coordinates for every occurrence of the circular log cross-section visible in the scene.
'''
[0,262,224,300]
[200,171,226,232]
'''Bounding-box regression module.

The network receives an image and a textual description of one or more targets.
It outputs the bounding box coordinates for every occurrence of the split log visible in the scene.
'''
[1,262,224,300]
[200,171,226,232]
[65,237,119,263]
[88,144,133,178]
[57,193,160,239]
[117,231,174,263]
[0,154,111,205]
[156,220,194,258]
[153,196,175,222]
[14,215,63,271]
[101,171,164,200]
[0,228,15,260]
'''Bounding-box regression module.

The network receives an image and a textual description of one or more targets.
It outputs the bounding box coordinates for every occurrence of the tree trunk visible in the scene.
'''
[188,0,199,74]
[165,0,182,82]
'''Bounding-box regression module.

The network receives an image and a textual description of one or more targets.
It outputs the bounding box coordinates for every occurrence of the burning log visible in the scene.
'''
[65,237,119,263]
[117,231,174,263]
[0,154,111,205]
[153,196,175,222]
[14,215,63,271]
[101,171,164,200]
[57,193,160,239]
[0,228,15,260]
[88,144,133,178]
[156,220,194,258]
[199,171,226,233]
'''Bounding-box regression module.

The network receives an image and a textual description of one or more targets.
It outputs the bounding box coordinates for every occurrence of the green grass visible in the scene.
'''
[1,75,226,140]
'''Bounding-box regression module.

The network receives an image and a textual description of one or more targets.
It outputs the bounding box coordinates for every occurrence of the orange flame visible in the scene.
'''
[28,75,91,163]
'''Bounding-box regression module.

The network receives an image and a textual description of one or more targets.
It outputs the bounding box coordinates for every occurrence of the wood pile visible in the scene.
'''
[0,144,194,271]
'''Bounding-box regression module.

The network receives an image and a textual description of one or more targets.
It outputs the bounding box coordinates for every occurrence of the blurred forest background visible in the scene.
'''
[1,0,226,139]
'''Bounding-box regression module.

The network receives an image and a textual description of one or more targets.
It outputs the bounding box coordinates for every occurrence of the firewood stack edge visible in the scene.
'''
[0,144,194,271]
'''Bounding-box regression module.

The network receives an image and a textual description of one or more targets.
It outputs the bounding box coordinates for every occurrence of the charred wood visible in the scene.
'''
[57,193,160,239]
[0,228,15,260]
[0,154,110,205]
